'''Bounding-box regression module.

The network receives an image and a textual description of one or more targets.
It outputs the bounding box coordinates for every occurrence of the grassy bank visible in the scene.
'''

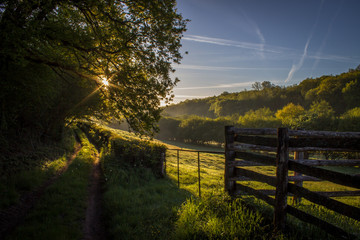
[5,130,97,240]
[0,128,77,210]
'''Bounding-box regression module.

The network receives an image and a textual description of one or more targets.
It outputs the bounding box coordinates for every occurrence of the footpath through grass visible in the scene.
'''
[5,130,97,240]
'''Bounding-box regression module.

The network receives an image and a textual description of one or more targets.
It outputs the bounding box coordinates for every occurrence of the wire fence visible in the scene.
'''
[166,148,224,198]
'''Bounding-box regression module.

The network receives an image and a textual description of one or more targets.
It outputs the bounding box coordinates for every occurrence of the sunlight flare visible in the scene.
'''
[102,78,109,86]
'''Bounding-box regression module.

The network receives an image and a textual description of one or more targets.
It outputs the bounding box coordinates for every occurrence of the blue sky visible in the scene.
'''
[170,0,360,103]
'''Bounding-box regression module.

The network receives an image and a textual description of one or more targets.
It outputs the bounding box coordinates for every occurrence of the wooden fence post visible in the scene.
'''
[274,128,289,231]
[225,126,236,195]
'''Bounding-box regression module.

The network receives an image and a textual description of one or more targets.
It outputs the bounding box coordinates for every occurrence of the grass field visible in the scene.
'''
[161,139,360,239]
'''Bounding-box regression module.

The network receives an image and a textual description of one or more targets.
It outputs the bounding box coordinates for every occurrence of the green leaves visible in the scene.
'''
[0,0,187,140]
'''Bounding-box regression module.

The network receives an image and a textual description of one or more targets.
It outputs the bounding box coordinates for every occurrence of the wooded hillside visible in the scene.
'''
[164,66,360,118]
[158,67,360,144]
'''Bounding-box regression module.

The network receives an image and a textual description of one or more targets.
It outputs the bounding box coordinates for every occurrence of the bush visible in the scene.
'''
[78,121,166,176]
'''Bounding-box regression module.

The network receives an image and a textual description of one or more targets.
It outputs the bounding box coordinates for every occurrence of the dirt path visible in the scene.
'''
[82,152,106,240]
[0,143,82,238]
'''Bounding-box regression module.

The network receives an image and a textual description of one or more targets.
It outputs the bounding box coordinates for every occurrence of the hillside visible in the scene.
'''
[163,67,360,118]
[158,67,360,144]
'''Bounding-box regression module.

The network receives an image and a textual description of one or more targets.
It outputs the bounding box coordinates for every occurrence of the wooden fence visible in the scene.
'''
[224,126,360,239]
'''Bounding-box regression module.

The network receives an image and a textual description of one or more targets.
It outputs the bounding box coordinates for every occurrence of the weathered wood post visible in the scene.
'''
[274,127,289,231]
[225,126,236,196]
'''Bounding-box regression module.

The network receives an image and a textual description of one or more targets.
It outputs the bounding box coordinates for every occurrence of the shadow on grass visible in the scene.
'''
[103,164,192,240]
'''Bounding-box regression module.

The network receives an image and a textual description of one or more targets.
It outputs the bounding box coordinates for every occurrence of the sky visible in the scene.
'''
[169,0,360,104]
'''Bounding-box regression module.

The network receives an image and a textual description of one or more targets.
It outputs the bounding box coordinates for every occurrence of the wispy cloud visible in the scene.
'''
[240,9,266,59]
[176,81,254,90]
[174,94,210,98]
[176,64,287,71]
[285,39,311,82]
[309,53,359,63]
[312,0,343,71]
[285,0,324,82]
[183,35,280,54]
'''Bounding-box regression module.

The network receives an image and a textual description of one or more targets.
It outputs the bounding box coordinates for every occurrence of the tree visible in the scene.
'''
[275,103,305,128]
[338,107,360,131]
[238,107,280,128]
[251,81,274,91]
[300,100,336,130]
[252,82,262,91]
[342,79,360,110]
[0,0,187,139]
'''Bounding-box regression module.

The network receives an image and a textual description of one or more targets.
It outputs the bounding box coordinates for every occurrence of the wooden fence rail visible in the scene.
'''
[224,126,360,239]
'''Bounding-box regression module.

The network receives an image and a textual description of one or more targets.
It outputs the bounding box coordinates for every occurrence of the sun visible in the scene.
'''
[102,78,109,86]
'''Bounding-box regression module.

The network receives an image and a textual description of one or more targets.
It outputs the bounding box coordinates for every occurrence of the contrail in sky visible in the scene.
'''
[176,65,286,71]
[183,35,280,53]
[239,8,266,59]
[312,0,343,73]
[285,0,324,83]
[176,81,255,90]
[285,38,311,82]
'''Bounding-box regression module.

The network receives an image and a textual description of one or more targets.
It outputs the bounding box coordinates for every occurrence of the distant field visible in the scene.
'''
[160,139,360,237]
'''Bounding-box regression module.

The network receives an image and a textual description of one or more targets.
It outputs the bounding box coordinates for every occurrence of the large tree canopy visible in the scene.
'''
[0,0,187,140]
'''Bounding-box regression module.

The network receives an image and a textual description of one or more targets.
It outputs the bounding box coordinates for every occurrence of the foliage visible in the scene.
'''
[239,107,281,128]
[0,0,188,144]
[338,107,360,131]
[79,121,167,176]
[275,103,305,128]
[164,69,360,123]
[300,100,336,130]
[163,98,216,118]
[157,116,232,145]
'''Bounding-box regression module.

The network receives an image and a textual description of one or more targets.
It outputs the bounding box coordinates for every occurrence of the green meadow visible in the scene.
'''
[161,139,360,239]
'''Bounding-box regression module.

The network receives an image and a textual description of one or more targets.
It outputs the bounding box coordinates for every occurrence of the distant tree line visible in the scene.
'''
[158,68,360,144]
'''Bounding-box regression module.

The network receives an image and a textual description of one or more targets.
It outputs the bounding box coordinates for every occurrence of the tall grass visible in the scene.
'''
[5,130,96,240]
[175,195,283,240]
[0,128,76,209]
[102,154,191,240]
[163,140,360,239]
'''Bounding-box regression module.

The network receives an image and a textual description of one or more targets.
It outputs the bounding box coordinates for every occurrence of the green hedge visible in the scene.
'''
[78,121,166,176]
